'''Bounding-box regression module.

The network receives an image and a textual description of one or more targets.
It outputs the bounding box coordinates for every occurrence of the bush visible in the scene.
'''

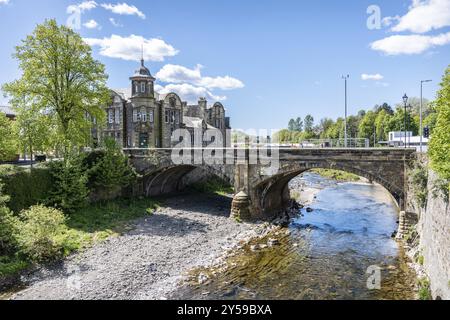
[16,205,68,263]
[411,164,428,208]
[0,182,19,256]
[87,137,137,193]
[47,157,89,213]
[0,165,53,213]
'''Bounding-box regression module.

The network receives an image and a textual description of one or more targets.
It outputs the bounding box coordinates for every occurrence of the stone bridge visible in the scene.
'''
[124,148,416,220]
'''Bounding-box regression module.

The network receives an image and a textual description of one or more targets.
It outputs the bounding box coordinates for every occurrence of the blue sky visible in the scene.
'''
[0,0,449,129]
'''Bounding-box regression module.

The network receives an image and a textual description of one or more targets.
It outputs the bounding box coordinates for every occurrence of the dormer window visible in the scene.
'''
[141,82,146,93]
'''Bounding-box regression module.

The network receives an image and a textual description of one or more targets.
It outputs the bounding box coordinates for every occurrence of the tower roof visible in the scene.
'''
[130,51,155,80]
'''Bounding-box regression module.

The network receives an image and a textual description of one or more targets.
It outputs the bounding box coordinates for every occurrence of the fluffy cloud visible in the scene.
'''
[67,0,97,13]
[84,34,178,61]
[83,19,100,29]
[370,32,450,55]
[101,2,145,19]
[0,0,10,5]
[155,64,244,90]
[391,0,450,33]
[155,83,226,104]
[361,73,384,81]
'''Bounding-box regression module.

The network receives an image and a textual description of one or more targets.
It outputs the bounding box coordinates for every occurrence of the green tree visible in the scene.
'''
[2,19,110,159]
[47,155,89,213]
[295,117,303,132]
[374,109,391,142]
[429,66,450,183]
[0,113,18,162]
[318,118,334,138]
[13,107,54,166]
[304,114,314,133]
[358,111,377,146]
[288,119,296,131]
[374,103,394,115]
[87,137,137,193]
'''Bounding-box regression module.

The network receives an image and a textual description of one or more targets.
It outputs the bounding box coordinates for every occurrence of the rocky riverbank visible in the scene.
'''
[8,193,266,300]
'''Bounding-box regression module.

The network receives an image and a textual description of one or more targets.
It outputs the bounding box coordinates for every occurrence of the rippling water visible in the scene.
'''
[174,173,417,300]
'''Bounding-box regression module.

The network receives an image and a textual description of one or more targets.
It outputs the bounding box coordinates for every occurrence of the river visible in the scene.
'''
[172,172,417,300]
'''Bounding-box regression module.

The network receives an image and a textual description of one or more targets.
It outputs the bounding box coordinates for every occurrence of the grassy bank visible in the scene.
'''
[310,169,361,182]
[0,198,160,278]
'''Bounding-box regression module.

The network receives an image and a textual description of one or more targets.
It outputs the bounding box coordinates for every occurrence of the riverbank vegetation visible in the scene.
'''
[310,169,361,182]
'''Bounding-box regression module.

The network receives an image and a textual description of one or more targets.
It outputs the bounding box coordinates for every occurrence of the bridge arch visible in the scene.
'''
[253,162,404,218]
[141,164,233,197]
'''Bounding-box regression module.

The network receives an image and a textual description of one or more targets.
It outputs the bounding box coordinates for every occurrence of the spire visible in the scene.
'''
[141,44,144,66]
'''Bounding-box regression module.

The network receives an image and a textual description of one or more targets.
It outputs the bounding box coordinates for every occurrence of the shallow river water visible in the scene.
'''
[174,173,417,300]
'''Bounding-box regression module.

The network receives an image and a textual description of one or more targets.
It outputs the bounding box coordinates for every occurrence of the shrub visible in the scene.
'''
[0,164,53,213]
[0,182,19,256]
[417,277,432,300]
[87,137,137,193]
[411,164,428,208]
[47,157,89,213]
[16,205,68,263]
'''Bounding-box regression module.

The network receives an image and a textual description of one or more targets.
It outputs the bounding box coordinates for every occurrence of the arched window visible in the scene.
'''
[133,108,138,122]
[141,82,146,93]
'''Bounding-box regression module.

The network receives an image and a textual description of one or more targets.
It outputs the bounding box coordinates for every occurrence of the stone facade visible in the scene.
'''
[96,59,231,148]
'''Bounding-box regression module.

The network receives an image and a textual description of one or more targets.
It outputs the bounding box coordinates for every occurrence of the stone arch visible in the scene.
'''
[141,164,233,197]
[253,162,403,218]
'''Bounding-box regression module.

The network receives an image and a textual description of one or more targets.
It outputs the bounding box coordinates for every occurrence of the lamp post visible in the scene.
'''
[342,75,349,148]
[420,80,432,152]
[402,94,408,149]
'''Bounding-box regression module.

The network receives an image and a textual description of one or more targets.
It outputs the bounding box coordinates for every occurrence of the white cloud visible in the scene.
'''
[155,64,244,90]
[101,2,145,19]
[0,0,10,5]
[84,34,178,61]
[67,1,97,13]
[109,17,122,27]
[155,83,226,104]
[370,32,450,55]
[361,73,384,81]
[83,19,100,29]
[391,0,450,33]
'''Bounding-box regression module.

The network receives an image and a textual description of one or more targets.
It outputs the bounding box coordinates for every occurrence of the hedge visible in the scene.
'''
[0,165,53,213]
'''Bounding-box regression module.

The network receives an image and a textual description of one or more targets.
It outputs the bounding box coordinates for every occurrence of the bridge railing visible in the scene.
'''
[278,138,370,148]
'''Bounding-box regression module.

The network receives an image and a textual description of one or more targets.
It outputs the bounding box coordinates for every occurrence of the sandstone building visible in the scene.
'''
[96,58,230,148]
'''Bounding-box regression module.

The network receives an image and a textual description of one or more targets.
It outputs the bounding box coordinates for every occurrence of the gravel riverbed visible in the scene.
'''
[11,193,264,300]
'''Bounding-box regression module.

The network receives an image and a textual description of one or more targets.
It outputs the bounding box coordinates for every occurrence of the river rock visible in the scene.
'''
[306,207,314,213]
[267,238,280,246]
[198,273,209,284]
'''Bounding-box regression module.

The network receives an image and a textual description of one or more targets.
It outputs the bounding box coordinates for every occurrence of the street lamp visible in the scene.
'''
[402,94,408,149]
[342,75,350,148]
[420,80,432,152]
